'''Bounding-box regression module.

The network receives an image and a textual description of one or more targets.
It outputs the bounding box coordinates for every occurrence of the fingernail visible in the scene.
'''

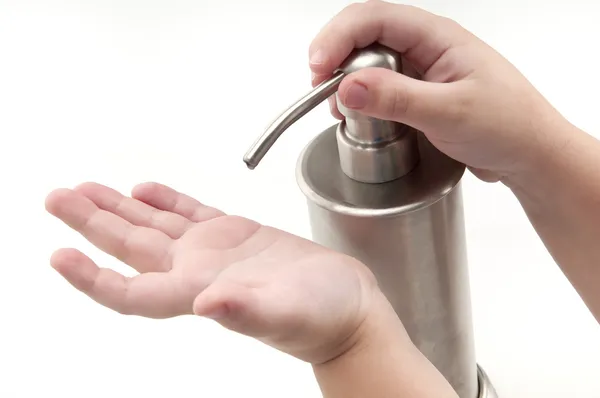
[343,81,369,109]
[310,49,326,66]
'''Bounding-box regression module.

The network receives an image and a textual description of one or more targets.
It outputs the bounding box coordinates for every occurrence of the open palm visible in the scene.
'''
[45,182,375,362]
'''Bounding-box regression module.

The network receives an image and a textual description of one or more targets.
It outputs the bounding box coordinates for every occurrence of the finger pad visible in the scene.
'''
[45,188,74,215]
[50,248,98,291]
[46,189,98,225]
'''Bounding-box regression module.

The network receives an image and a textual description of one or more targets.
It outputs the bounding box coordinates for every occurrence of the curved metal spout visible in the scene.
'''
[243,71,345,169]
[243,43,419,182]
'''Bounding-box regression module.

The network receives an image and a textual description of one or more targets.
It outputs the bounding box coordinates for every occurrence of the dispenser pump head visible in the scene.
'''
[243,43,420,183]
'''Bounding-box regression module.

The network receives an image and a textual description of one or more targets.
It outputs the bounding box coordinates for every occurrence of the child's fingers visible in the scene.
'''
[311,73,344,120]
[74,182,193,239]
[308,2,460,77]
[132,182,225,224]
[45,188,173,273]
[50,248,189,318]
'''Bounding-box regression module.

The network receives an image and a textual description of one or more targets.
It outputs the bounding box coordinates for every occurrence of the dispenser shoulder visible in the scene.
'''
[295,124,466,218]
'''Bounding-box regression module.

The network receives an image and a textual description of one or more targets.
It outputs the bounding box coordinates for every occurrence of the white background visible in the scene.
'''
[1,0,600,397]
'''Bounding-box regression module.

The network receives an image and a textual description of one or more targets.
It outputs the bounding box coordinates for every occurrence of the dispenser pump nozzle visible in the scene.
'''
[242,71,345,170]
[243,43,420,183]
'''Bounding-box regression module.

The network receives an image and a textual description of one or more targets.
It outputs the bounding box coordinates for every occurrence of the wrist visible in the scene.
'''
[313,290,458,398]
[317,289,413,364]
[501,118,585,197]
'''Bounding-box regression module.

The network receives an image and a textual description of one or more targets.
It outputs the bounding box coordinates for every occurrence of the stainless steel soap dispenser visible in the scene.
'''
[243,43,497,398]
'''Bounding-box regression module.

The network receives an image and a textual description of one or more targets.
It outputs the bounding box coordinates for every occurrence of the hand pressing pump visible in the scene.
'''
[244,43,498,398]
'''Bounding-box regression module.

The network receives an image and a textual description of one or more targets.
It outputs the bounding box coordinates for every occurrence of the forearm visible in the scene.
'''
[506,121,600,322]
[313,292,458,398]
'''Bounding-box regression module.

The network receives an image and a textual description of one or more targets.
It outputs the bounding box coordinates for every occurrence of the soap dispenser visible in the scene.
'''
[243,43,497,398]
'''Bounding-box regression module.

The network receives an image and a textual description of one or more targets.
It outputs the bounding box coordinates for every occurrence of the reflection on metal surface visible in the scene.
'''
[477,365,498,398]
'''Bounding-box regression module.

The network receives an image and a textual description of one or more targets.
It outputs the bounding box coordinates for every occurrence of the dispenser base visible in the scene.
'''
[477,365,498,398]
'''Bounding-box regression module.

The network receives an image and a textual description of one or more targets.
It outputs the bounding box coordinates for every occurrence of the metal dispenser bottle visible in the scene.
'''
[243,44,497,398]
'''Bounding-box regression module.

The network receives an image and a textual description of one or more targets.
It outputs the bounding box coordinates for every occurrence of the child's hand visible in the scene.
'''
[309,0,571,185]
[45,182,379,364]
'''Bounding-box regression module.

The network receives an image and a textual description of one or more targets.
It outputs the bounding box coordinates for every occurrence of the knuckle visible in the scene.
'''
[364,0,390,21]
[387,83,410,119]
[446,88,473,125]
[440,16,461,32]
[441,15,459,27]
[339,2,363,18]
[399,3,419,13]
[364,0,382,8]
[437,15,470,39]
[365,0,392,10]
[309,2,365,57]
[359,0,388,17]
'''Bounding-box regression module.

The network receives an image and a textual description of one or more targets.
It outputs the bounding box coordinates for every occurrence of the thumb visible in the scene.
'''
[193,280,285,338]
[337,67,460,133]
